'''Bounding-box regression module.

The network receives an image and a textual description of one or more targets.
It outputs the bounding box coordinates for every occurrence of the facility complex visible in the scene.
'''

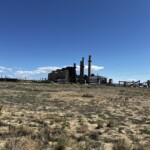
[48,55,108,84]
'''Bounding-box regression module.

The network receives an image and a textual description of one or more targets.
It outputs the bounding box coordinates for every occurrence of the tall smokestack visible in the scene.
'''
[82,57,84,77]
[80,61,82,77]
[80,57,84,78]
[73,63,76,83]
[74,63,76,69]
[88,55,92,77]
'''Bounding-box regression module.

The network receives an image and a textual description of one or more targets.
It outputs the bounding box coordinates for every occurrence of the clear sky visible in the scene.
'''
[0,0,150,82]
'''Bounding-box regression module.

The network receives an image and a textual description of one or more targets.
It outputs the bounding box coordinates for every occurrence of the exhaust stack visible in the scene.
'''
[80,57,84,78]
[88,55,92,78]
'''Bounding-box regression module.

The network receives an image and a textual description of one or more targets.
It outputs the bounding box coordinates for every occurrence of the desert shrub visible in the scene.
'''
[89,131,100,141]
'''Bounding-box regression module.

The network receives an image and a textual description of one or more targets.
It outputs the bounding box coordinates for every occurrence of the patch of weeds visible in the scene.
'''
[0,105,3,115]
[32,118,47,127]
[88,119,96,124]
[78,116,85,126]
[49,127,62,142]
[76,124,89,134]
[54,116,63,123]
[107,119,117,128]
[0,120,7,126]
[55,135,70,150]
[140,127,150,135]
[96,120,105,129]
[40,127,51,144]
[3,138,40,150]
[15,125,30,136]
[113,139,131,150]
[17,118,23,124]
[132,143,150,150]
[119,89,125,95]
[89,141,105,149]
[61,116,70,131]
[78,140,92,150]
[131,118,147,125]
[77,135,86,142]
[65,113,75,118]
[118,127,125,134]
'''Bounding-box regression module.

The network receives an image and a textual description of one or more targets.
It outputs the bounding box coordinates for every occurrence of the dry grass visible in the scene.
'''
[0,82,150,150]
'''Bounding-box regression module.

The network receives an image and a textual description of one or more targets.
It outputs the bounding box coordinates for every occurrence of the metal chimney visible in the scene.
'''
[73,63,76,83]
[80,57,84,78]
[82,57,84,77]
[74,63,76,69]
[88,55,92,77]
[80,61,82,78]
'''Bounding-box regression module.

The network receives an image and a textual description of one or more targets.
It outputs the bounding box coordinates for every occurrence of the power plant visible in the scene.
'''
[0,54,150,87]
[48,55,107,84]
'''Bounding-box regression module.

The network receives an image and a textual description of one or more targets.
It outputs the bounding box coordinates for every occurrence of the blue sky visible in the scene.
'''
[0,0,150,82]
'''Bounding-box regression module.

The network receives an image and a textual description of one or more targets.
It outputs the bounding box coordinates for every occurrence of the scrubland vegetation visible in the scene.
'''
[0,82,150,150]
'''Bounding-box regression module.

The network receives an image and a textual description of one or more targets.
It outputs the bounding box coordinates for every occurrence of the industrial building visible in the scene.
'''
[48,64,76,83]
[48,55,108,84]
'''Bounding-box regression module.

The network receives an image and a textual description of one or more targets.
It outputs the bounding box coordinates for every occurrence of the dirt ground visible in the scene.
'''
[0,82,150,150]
